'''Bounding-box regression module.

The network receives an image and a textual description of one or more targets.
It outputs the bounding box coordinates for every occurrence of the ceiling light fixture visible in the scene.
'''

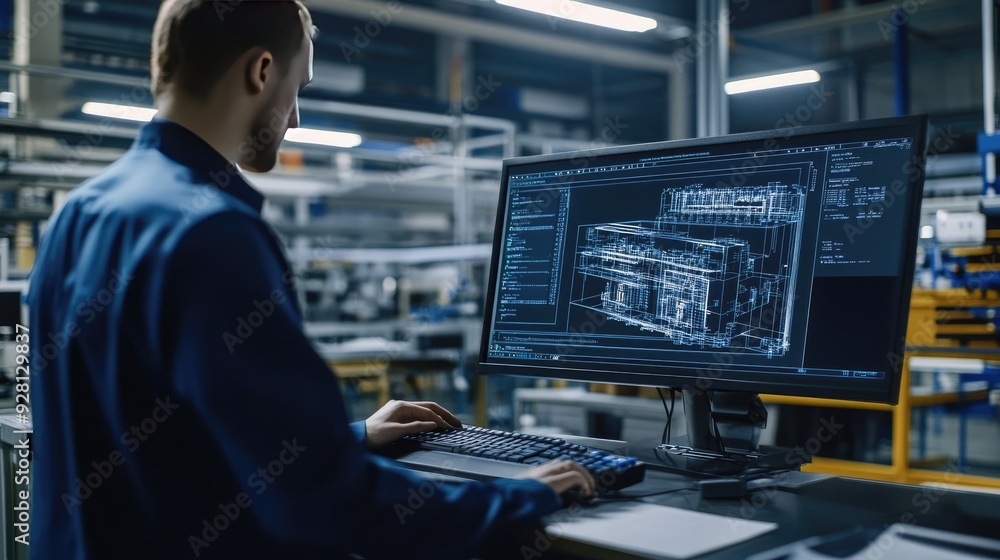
[495,0,657,33]
[284,127,363,148]
[724,70,821,95]
[82,102,363,148]
[81,101,157,122]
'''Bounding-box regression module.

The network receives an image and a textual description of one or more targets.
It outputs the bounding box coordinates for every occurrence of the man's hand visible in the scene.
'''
[363,400,462,450]
[518,460,596,497]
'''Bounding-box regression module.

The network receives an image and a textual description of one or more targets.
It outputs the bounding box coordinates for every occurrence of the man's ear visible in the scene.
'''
[244,47,273,95]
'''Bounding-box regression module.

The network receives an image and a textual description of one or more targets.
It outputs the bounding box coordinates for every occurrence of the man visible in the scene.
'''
[27,1,593,558]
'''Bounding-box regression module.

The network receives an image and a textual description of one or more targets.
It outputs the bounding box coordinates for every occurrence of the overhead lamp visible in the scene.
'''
[82,102,361,148]
[284,127,362,148]
[495,0,658,33]
[724,70,821,95]
[81,101,156,122]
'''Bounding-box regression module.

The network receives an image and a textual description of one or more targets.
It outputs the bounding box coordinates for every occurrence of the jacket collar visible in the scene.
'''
[135,120,265,213]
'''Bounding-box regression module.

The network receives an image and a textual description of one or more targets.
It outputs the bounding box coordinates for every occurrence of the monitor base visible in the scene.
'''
[650,389,811,477]
[653,442,809,478]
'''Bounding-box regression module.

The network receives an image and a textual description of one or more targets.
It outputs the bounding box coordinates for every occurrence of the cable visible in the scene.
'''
[738,466,795,481]
[667,388,676,444]
[656,387,670,445]
[589,485,697,504]
[655,387,678,446]
[704,390,728,455]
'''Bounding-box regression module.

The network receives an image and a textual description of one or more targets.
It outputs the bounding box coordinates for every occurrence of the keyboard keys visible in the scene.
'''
[397,426,645,493]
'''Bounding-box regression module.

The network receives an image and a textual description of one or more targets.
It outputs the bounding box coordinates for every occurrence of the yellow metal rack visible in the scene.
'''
[763,288,1000,489]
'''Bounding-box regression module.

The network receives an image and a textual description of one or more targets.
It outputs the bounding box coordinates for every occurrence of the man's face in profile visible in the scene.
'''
[240,28,314,173]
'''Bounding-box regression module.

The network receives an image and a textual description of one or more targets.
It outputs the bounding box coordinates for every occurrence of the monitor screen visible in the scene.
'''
[479,116,928,404]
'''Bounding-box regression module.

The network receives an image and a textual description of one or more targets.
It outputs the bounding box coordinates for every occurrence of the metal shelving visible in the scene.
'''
[0,62,575,405]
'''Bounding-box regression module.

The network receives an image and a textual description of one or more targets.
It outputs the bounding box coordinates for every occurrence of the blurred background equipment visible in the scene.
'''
[0,0,997,499]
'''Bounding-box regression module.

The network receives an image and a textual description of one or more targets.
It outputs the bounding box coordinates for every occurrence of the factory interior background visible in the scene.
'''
[1,0,999,494]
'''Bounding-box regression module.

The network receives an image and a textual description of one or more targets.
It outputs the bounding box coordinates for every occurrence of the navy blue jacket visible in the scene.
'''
[27,120,560,559]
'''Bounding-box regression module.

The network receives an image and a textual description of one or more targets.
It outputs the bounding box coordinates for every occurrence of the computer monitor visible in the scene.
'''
[479,116,928,467]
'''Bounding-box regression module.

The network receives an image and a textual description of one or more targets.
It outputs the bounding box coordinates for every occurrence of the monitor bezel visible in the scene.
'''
[479,115,929,405]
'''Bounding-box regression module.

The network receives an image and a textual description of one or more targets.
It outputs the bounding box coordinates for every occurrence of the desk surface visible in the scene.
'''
[7,410,998,559]
[549,469,999,559]
[398,436,1000,560]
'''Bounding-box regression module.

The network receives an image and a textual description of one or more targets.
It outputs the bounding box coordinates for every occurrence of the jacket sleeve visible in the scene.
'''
[158,212,561,559]
[350,420,367,443]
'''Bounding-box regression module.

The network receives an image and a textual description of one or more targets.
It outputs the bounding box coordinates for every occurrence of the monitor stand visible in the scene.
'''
[653,389,811,478]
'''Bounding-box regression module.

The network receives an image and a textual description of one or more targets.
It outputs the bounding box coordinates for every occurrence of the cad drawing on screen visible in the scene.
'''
[573,183,807,358]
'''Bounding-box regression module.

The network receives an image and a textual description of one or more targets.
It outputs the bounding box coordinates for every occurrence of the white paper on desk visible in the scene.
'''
[545,502,777,560]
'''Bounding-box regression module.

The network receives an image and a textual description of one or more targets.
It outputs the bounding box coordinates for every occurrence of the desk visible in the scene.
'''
[396,438,1000,559]
[547,472,999,559]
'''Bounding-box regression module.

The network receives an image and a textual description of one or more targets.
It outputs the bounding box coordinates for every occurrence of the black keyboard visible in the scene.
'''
[397,426,645,492]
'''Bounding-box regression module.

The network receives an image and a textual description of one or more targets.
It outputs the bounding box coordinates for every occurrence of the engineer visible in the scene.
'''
[27,1,593,558]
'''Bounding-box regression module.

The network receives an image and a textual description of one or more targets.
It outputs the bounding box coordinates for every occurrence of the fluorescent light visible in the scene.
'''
[81,101,156,122]
[284,127,362,148]
[79,102,362,148]
[496,0,657,33]
[724,70,821,95]
[0,92,15,104]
